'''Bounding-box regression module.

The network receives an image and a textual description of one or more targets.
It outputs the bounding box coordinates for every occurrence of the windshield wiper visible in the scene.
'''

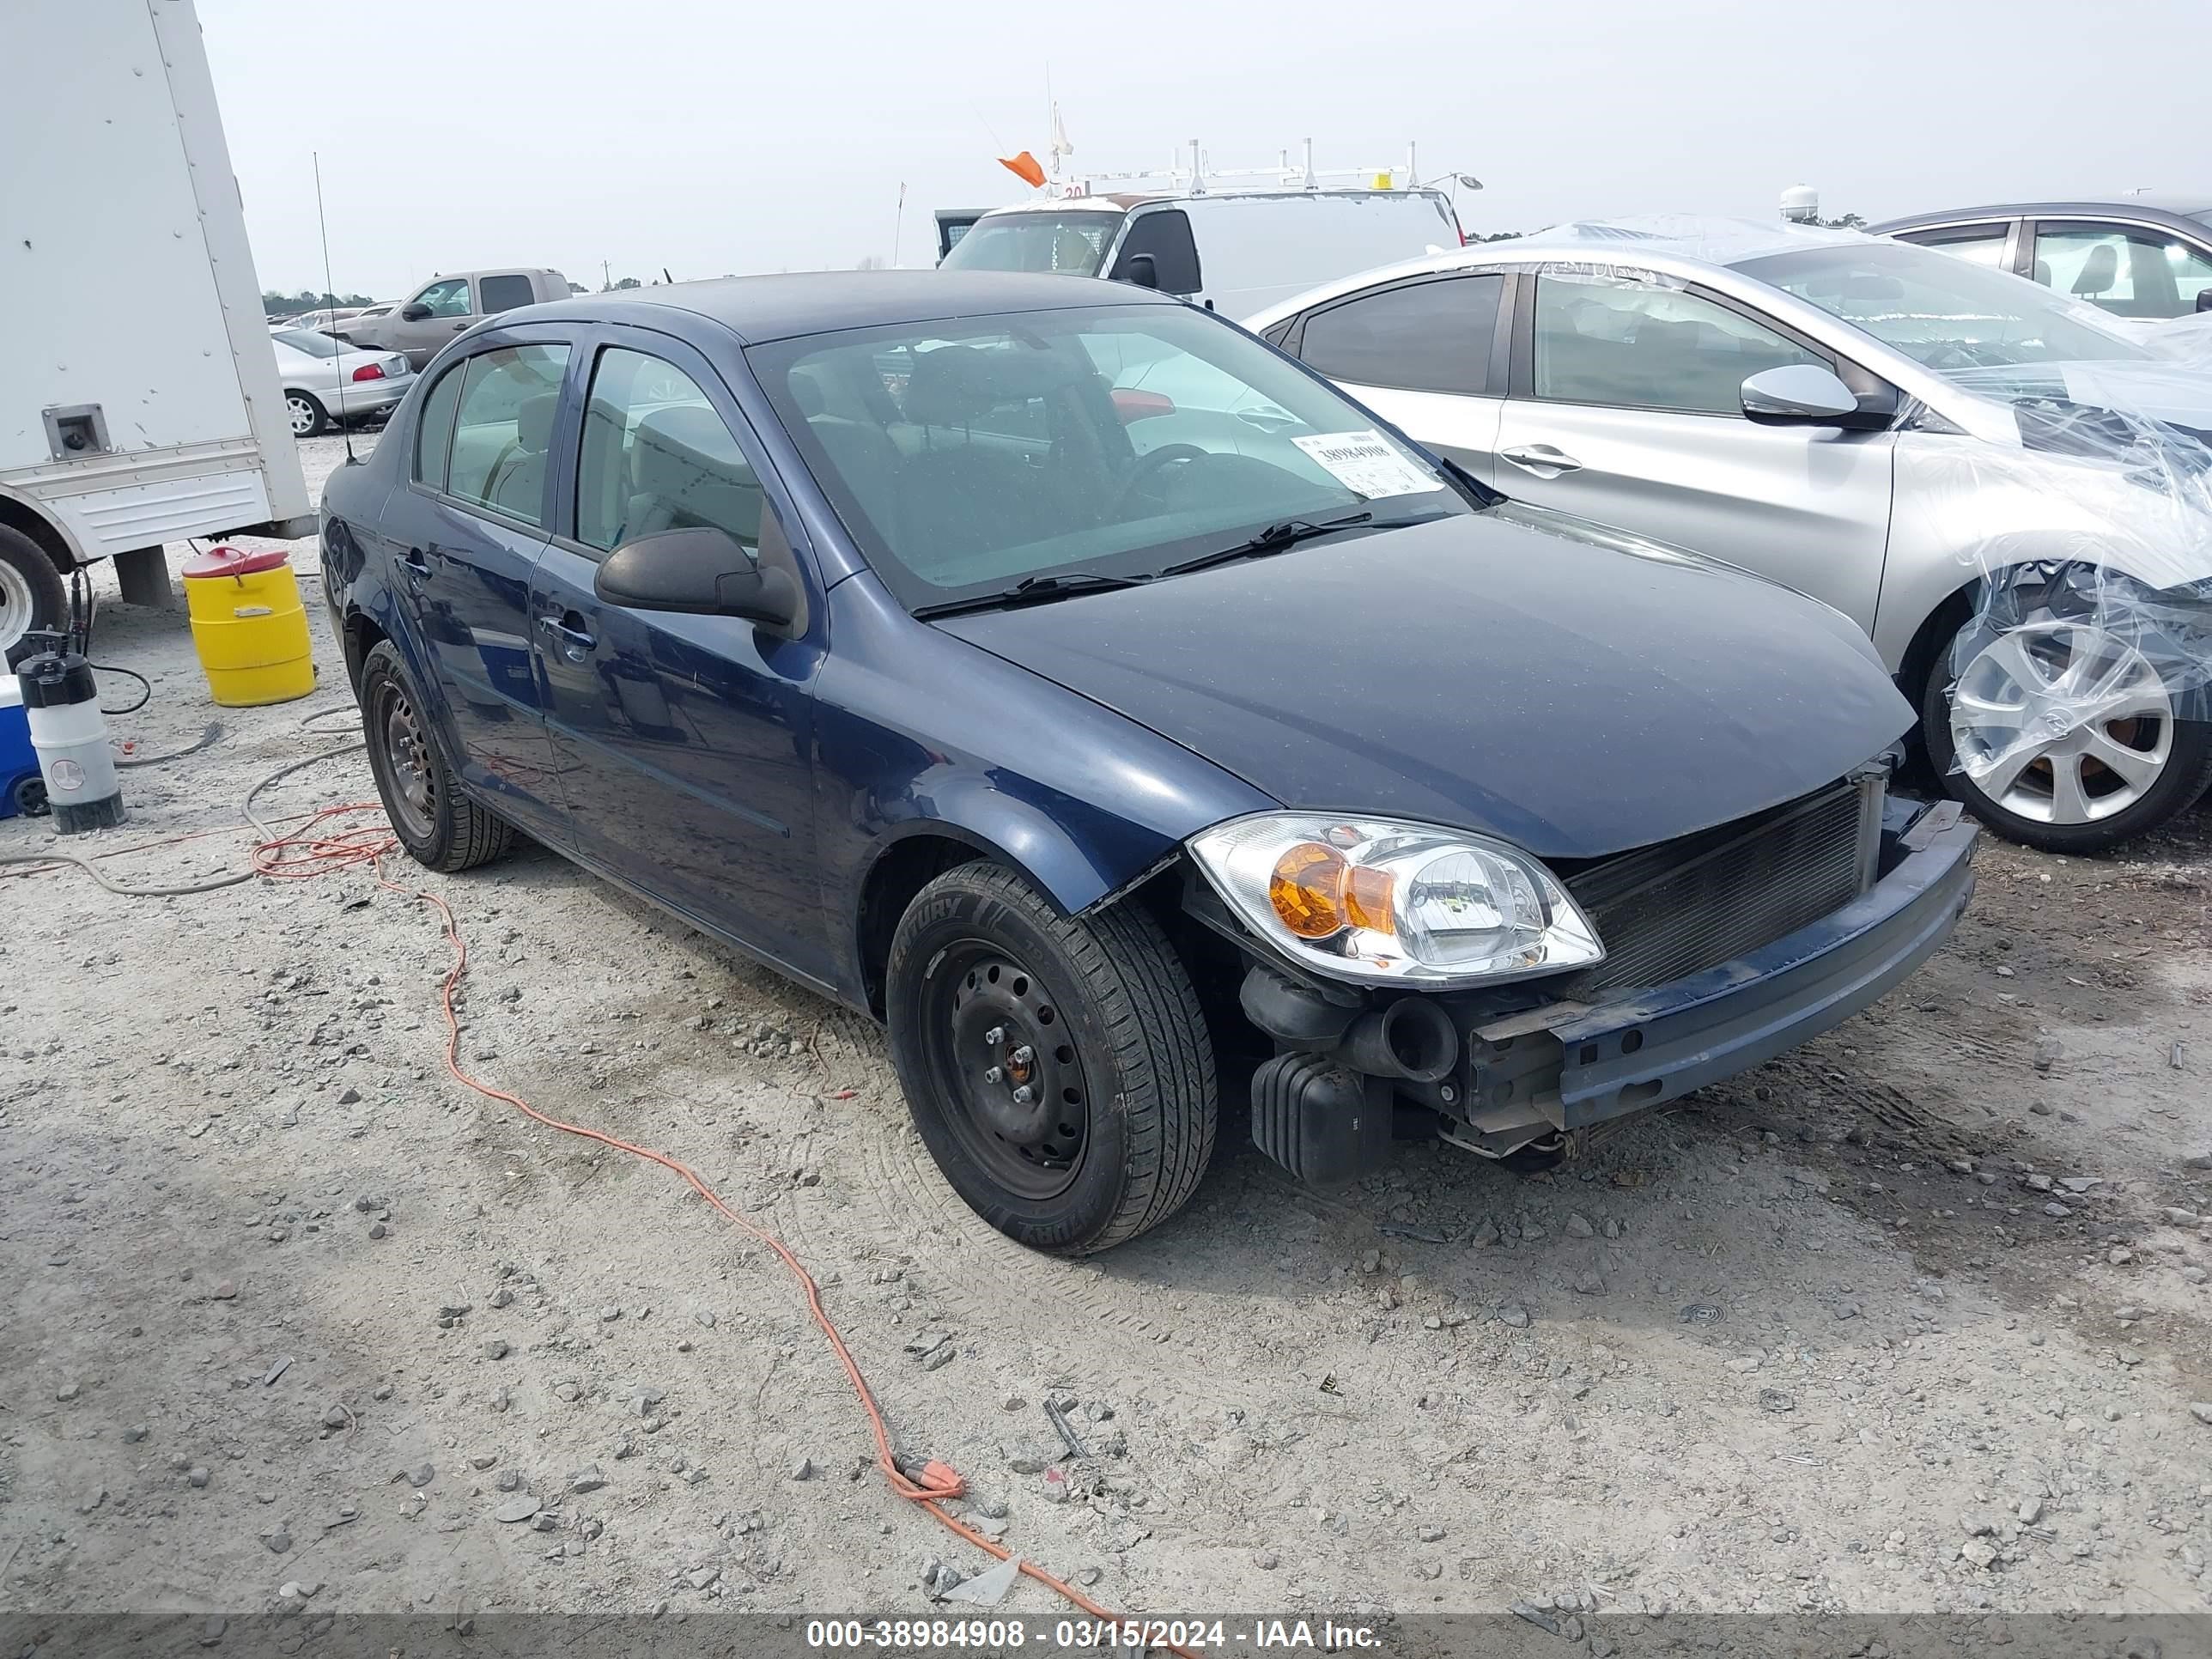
[912,570,1152,620]
[1154,510,1377,580]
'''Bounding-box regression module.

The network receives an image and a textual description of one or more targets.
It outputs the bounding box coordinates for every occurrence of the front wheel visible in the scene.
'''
[1924,611,2212,853]
[884,862,1217,1255]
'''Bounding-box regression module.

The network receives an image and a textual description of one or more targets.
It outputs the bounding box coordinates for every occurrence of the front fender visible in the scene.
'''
[1878,433,2212,669]
[812,573,1275,1000]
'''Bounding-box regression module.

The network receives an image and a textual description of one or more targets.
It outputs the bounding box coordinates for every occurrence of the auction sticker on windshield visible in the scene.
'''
[1291,430,1437,500]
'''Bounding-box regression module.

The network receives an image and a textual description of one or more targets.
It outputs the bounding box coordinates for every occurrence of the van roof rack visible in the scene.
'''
[1048,139,1462,200]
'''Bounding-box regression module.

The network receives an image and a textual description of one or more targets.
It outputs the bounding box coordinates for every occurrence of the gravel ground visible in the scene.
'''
[3,431,2210,1625]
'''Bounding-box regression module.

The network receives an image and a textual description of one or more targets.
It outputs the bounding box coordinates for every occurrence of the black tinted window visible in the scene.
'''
[479,274,534,315]
[1297,275,1504,396]
[1110,210,1201,295]
[413,364,463,489]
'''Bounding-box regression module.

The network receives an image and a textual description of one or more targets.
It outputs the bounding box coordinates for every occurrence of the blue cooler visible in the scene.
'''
[0,678,42,819]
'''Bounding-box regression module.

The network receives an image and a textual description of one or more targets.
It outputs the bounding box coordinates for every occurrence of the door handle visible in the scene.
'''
[399,548,430,582]
[538,612,596,656]
[1500,444,1584,477]
[452,320,468,331]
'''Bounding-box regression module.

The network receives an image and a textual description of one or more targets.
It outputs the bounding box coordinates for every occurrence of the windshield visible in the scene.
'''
[749,301,1466,611]
[1737,241,2149,371]
[938,212,1121,276]
[272,328,344,358]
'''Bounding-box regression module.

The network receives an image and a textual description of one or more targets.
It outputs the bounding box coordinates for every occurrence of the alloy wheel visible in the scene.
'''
[287,395,318,436]
[1948,620,2174,825]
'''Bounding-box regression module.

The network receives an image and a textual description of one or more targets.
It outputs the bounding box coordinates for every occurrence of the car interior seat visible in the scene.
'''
[623,404,763,550]
[2072,243,2119,300]
[481,394,557,520]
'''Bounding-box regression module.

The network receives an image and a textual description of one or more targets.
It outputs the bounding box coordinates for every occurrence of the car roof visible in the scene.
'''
[497,270,1175,345]
[1870,197,2212,230]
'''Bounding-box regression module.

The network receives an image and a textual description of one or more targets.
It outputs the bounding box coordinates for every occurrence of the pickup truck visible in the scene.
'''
[338,269,574,369]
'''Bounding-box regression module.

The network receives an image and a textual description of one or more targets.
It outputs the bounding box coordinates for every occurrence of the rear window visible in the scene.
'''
[479,274,535,314]
[413,365,463,490]
[272,328,343,358]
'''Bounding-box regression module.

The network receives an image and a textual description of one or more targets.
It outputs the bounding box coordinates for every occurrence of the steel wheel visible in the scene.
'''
[374,680,437,840]
[1948,620,2174,825]
[917,944,1091,1202]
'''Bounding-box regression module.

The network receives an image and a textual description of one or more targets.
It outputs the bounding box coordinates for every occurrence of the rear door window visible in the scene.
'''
[413,362,464,489]
[443,343,573,526]
[1109,210,1202,295]
[1297,274,1504,395]
[1899,223,2013,270]
[478,273,536,315]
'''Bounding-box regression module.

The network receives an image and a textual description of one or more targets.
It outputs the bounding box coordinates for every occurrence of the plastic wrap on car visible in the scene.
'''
[1902,360,2212,793]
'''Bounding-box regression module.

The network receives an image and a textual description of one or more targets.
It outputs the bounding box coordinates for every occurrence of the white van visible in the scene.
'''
[939,189,1465,320]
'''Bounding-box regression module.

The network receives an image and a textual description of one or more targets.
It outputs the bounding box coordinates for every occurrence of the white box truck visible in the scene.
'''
[0,0,313,655]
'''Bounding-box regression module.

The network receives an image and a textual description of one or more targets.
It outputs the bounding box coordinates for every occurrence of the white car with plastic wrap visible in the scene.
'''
[1248,218,2212,851]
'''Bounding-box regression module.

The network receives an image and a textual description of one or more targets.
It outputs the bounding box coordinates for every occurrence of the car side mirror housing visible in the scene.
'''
[1123,252,1159,290]
[1741,364,1863,427]
[594,527,796,628]
[2197,287,2212,313]
[398,302,432,321]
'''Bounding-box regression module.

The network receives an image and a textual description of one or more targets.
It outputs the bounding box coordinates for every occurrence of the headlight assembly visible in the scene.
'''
[1188,814,1604,988]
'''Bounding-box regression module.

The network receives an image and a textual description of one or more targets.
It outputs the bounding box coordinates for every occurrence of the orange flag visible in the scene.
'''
[997,150,1046,189]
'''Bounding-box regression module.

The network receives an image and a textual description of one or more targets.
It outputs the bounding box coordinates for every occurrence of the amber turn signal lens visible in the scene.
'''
[1343,864,1396,934]
[1268,842,1348,938]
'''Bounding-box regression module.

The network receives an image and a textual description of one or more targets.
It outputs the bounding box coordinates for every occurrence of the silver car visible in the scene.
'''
[1246,220,2212,851]
[270,328,414,435]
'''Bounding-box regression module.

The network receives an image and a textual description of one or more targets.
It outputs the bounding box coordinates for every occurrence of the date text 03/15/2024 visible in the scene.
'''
[803,1618,1382,1650]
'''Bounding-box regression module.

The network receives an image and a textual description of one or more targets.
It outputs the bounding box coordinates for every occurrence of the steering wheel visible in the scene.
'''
[1115,443,1212,511]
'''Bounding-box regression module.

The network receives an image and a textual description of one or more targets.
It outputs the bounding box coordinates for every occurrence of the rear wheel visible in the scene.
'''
[885,862,1216,1254]
[0,525,68,659]
[1924,610,2212,853]
[358,641,514,872]
[285,391,328,437]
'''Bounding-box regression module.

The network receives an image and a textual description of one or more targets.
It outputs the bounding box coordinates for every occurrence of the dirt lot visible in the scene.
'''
[3,431,2210,1626]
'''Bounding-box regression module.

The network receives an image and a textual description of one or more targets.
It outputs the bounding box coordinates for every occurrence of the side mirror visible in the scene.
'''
[2196,288,2212,313]
[399,302,432,322]
[1123,252,1159,290]
[1741,364,1861,426]
[593,526,796,628]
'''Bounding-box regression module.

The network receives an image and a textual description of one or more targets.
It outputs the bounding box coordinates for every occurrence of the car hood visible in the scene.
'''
[934,506,1914,860]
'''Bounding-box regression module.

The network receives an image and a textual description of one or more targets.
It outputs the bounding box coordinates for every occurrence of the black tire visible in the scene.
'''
[884,862,1217,1255]
[0,524,69,659]
[357,640,514,872]
[285,391,329,438]
[1921,614,2212,854]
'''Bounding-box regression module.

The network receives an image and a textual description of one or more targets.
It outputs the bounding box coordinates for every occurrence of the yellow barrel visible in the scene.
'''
[182,544,318,707]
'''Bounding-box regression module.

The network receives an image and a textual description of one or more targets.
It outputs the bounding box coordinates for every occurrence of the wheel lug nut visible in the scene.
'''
[983,1066,1003,1085]
[1011,1044,1034,1066]
[1012,1085,1035,1106]
[983,1025,1005,1046]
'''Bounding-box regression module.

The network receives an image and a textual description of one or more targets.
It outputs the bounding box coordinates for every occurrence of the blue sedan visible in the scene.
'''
[320,270,1976,1254]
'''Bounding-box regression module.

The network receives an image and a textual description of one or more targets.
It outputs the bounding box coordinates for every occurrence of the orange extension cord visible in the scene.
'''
[247,800,1199,1653]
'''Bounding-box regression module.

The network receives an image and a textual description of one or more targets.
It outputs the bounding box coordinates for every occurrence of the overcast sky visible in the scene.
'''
[202,0,2210,300]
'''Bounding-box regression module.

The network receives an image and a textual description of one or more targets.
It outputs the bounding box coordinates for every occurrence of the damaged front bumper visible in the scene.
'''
[1234,799,1978,1186]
